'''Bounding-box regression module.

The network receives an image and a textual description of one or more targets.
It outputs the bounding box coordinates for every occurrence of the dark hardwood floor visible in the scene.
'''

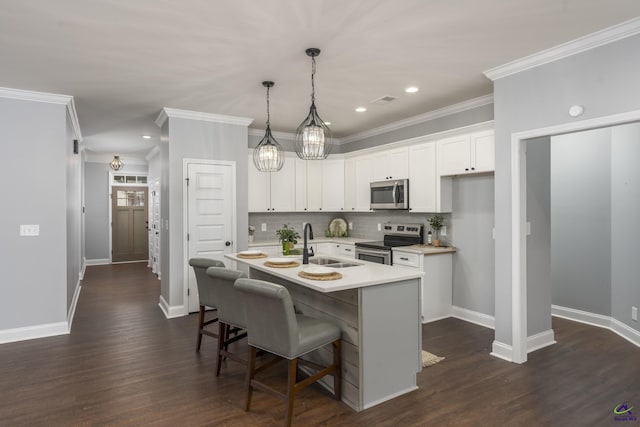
[1,263,638,426]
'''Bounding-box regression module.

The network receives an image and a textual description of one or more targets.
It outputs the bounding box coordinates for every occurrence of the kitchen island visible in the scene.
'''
[226,252,424,412]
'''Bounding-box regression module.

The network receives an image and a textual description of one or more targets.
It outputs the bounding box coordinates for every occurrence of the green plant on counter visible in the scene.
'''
[275,224,300,243]
[427,215,444,231]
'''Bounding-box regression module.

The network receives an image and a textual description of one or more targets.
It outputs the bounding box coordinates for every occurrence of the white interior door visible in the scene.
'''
[150,178,161,276]
[186,162,235,312]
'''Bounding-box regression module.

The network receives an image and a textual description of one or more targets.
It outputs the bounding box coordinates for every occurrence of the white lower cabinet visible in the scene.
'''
[393,250,453,323]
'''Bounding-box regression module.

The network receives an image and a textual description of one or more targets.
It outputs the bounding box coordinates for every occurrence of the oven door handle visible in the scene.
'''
[356,248,391,256]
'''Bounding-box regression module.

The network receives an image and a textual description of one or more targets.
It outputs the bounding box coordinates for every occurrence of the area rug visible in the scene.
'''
[422,350,445,367]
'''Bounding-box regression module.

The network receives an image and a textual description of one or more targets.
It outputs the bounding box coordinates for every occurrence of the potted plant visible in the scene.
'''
[427,215,445,247]
[248,225,255,243]
[275,224,300,255]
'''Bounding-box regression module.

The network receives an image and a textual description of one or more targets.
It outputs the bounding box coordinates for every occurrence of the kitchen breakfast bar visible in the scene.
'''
[226,253,424,412]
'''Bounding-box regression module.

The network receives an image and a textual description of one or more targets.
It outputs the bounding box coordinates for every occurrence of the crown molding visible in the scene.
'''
[155,107,253,127]
[339,94,493,145]
[0,87,83,141]
[484,17,640,81]
[248,128,299,141]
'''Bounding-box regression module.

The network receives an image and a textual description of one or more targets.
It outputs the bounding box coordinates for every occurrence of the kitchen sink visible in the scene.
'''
[308,257,362,268]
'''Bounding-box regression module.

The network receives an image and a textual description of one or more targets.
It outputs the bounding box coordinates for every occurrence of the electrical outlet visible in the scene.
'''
[377,223,381,231]
[261,223,267,232]
[632,306,638,321]
[348,222,353,230]
[441,226,447,236]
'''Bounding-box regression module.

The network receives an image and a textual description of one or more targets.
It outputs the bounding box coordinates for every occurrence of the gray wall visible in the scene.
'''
[451,174,495,317]
[526,137,552,335]
[610,123,640,331]
[84,162,110,260]
[492,33,640,346]
[551,129,612,315]
[162,116,250,308]
[0,97,68,329]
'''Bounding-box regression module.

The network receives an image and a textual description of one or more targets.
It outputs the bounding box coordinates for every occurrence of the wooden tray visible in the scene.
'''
[264,261,300,268]
[298,271,342,281]
[237,253,268,259]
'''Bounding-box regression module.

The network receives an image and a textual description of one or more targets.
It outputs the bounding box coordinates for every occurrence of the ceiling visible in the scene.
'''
[1,1,639,159]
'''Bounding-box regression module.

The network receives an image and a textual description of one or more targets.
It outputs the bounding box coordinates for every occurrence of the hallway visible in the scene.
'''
[0,263,638,426]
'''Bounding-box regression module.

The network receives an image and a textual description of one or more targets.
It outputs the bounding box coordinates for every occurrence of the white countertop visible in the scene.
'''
[393,245,457,255]
[226,252,423,293]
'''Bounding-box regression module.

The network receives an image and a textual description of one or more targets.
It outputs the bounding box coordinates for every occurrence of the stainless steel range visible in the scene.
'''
[355,222,423,265]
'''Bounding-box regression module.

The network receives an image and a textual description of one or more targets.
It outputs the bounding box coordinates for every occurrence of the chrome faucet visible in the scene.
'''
[302,223,314,264]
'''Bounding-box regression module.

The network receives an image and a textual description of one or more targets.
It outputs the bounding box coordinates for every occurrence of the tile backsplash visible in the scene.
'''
[249,211,452,245]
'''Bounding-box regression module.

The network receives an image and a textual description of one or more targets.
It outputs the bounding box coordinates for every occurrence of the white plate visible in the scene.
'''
[239,250,263,256]
[268,257,296,264]
[302,266,335,276]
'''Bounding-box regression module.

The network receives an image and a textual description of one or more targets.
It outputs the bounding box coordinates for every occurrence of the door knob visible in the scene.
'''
[225,241,231,247]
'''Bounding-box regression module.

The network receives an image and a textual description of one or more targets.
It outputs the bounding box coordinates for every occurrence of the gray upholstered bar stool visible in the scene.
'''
[188,258,225,352]
[234,278,342,427]
[205,266,248,376]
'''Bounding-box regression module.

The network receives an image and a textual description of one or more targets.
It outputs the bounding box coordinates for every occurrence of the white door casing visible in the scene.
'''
[184,160,236,313]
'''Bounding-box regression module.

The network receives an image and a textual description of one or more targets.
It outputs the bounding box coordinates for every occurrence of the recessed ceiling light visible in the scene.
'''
[405,86,419,93]
[355,107,367,112]
[142,135,152,139]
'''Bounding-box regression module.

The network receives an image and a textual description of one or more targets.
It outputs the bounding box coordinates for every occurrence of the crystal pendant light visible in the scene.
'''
[110,155,123,171]
[295,48,333,160]
[253,81,284,172]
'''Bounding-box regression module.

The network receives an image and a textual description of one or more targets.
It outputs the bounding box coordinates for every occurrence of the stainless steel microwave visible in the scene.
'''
[370,179,409,210]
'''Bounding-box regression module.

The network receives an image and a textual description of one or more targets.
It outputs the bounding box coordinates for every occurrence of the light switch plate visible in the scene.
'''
[632,306,638,321]
[20,224,39,236]
[348,222,353,230]
[261,223,267,232]
[377,224,381,231]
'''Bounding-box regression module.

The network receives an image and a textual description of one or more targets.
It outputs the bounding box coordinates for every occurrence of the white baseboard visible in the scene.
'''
[552,305,639,348]
[451,305,495,329]
[67,282,82,331]
[85,258,110,266]
[490,340,513,362]
[80,258,87,280]
[158,295,185,319]
[527,329,556,353]
[0,321,69,344]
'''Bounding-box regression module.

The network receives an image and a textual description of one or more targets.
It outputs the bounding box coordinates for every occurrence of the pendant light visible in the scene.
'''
[110,155,124,171]
[295,48,333,160]
[253,81,284,172]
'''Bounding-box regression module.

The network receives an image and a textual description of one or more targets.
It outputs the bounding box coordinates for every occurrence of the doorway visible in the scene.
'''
[510,109,640,363]
[112,186,149,263]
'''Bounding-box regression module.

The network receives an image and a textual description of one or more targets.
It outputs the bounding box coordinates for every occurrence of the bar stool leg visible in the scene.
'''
[245,346,257,411]
[286,358,298,427]
[216,322,227,376]
[196,305,205,352]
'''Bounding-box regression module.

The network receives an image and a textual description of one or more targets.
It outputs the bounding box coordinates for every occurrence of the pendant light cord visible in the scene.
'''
[311,56,316,104]
[266,85,271,127]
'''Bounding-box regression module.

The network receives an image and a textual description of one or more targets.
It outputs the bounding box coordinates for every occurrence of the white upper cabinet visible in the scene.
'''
[408,142,437,213]
[306,160,323,211]
[354,155,373,211]
[371,147,409,181]
[437,130,495,176]
[295,158,308,212]
[322,158,345,212]
[344,158,356,211]
[247,153,296,212]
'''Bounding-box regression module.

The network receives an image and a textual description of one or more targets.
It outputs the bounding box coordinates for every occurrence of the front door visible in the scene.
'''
[186,162,235,312]
[112,186,149,263]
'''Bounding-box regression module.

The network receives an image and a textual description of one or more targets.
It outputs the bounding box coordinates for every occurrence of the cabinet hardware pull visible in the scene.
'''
[400,257,408,260]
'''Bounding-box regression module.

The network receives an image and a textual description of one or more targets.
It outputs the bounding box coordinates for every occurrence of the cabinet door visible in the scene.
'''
[316,242,333,255]
[306,161,323,211]
[354,155,373,211]
[295,158,307,212]
[437,134,471,176]
[322,158,345,212]
[408,142,437,212]
[248,154,270,212]
[372,147,409,181]
[340,243,355,258]
[269,153,296,212]
[344,158,356,211]
[471,130,495,173]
